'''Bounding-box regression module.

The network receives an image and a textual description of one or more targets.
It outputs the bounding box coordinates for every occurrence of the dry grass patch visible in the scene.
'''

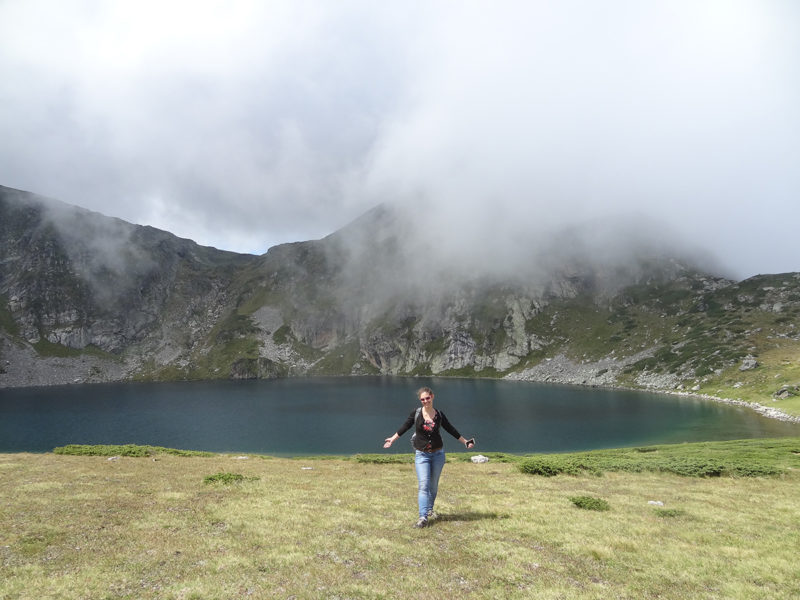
[1,452,799,599]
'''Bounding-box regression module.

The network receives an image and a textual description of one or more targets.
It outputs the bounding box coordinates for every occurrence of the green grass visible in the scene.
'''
[271,324,292,345]
[437,365,501,378]
[234,282,286,317]
[33,338,84,358]
[26,339,119,363]
[2,440,799,599]
[309,340,370,375]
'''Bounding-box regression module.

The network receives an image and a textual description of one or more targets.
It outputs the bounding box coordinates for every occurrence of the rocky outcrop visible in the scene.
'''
[505,349,659,387]
[739,355,759,371]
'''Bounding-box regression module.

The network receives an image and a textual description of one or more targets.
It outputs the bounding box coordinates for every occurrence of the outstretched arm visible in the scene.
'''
[458,436,475,449]
[440,412,474,448]
[383,412,416,448]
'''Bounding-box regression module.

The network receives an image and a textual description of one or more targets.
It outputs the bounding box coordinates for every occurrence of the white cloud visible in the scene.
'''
[0,0,798,277]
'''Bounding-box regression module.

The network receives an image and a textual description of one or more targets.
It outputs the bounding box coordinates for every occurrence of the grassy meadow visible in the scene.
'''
[1,440,799,599]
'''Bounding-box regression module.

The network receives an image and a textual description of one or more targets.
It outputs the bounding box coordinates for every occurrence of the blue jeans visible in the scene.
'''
[414,449,446,519]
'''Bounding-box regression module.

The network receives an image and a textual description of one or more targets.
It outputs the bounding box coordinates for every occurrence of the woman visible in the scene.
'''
[383,386,475,528]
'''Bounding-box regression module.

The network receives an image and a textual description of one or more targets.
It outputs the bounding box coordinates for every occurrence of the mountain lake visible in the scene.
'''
[1,377,798,455]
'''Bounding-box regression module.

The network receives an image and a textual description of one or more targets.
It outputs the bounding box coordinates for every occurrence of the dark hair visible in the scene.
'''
[416,387,433,398]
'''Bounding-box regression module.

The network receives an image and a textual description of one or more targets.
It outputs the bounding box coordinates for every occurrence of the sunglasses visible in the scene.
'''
[420,396,432,401]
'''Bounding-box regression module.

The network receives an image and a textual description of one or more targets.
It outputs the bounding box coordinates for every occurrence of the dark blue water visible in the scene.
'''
[1,377,797,455]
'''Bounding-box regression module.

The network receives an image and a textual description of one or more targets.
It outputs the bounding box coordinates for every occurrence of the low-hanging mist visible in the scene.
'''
[327,200,724,305]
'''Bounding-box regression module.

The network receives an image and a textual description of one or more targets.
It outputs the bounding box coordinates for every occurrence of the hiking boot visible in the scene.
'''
[414,517,428,528]
[426,510,438,521]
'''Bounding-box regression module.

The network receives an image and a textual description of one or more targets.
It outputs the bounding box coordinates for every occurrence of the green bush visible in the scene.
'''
[354,454,413,464]
[516,438,797,478]
[654,508,687,518]
[53,444,214,457]
[569,496,610,511]
[727,463,785,477]
[54,444,152,457]
[661,459,725,477]
[203,472,246,485]
[517,457,582,477]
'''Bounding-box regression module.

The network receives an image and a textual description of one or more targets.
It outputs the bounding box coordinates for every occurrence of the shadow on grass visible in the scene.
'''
[437,511,508,523]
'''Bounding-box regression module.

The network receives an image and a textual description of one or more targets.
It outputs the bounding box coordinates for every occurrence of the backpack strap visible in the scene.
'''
[411,407,423,450]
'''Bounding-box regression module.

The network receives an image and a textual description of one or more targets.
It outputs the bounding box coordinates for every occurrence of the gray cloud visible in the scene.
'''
[1,0,798,279]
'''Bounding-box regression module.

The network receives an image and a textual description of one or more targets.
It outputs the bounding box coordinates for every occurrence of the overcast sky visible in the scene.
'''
[1,0,798,279]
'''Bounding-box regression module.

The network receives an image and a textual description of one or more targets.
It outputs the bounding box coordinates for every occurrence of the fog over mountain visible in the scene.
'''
[1,1,798,279]
[11,181,721,315]
[324,200,725,309]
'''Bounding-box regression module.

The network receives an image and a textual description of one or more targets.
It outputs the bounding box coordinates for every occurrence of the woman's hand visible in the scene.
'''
[464,437,475,449]
[383,437,395,449]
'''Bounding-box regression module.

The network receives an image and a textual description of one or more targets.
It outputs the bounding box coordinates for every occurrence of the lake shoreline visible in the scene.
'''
[507,376,800,424]
[661,390,800,424]
[503,351,800,424]
[524,379,800,424]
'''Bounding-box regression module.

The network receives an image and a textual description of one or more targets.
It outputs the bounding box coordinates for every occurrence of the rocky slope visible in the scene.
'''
[1,185,799,418]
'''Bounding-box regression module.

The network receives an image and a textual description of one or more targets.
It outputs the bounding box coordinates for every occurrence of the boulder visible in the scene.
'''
[739,355,758,371]
[774,385,799,399]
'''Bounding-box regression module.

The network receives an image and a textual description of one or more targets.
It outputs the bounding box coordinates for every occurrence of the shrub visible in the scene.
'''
[203,472,246,485]
[53,444,214,457]
[354,454,413,464]
[727,463,784,477]
[654,508,686,518]
[661,459,725,477]
[516,438,795,479]
[517,457,581,477]
[54,444,153,457]
[569,496,610,511]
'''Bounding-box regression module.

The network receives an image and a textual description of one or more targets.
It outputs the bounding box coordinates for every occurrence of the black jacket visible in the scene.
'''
[396,408,462,452]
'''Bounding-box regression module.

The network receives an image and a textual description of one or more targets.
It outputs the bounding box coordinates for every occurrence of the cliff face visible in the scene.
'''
[2,185,799,410]
[0,186,257,383]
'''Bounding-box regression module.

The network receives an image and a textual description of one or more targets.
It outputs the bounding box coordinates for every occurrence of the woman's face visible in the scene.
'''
[419,391,434,406]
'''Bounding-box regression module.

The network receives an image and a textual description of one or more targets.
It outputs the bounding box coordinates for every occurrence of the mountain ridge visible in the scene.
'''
[1,185,798,420]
